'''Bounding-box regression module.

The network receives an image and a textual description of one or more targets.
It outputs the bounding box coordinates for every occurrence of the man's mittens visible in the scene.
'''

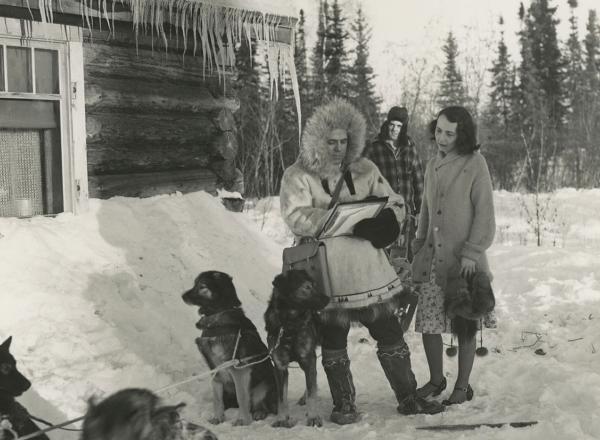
[353,208,400,249]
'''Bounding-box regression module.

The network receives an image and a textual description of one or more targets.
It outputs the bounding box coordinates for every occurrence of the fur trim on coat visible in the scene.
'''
[299,97,367,178]
[319,287,414,326]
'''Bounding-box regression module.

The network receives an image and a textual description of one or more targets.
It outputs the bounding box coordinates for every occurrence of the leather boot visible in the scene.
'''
[322,348,359,425]
[377,342,444,415]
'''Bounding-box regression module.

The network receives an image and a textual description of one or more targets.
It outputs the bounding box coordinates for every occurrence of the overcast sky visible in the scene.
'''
[293,0,599,110]
[296,0,598,56]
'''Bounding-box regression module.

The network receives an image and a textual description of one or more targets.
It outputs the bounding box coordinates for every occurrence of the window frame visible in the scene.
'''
[0,34,75,216]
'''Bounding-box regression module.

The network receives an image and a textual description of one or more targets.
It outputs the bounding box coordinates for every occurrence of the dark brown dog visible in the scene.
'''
[182,271,277,426]
[264,270,330,428]
[81,388,217,440]
[0,336,49,440]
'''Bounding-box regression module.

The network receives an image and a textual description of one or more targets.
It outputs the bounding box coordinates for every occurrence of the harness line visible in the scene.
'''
[13,328,285,440]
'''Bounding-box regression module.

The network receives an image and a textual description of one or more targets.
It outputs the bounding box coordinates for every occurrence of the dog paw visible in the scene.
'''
[306,415,323,427]
[272,417,296,428]
[252,410,268,421]
[232,417,252,426]
[208,416,224,425]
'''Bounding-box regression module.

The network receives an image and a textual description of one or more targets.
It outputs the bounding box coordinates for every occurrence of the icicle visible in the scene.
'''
[31,0,301,135]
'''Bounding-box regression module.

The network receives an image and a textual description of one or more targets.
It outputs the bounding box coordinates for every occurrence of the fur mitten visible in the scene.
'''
[353,208,400,249]
[445,271,495,339]
[445,271,495,320]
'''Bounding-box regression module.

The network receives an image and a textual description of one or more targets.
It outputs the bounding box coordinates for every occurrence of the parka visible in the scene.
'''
[279,99,407,322]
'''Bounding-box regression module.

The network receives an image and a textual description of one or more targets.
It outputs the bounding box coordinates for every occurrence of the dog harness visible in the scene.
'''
[195,309,259,339]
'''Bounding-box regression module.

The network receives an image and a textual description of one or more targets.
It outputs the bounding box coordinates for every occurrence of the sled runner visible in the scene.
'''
[417,421,538,431]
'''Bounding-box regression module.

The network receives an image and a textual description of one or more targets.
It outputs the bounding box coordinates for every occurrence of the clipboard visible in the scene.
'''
[317,197,388,239]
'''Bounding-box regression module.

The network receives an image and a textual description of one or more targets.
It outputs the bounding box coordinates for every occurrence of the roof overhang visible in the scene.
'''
[0,0,301,128]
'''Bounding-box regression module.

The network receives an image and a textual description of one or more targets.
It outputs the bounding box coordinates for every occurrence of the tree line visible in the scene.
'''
[233,0,600,198]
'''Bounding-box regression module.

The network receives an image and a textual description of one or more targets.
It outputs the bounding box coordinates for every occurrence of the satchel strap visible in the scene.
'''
[323,167,354,209]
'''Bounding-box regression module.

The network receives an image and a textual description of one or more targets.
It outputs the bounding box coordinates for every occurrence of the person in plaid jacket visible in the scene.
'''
[364,106,425,262]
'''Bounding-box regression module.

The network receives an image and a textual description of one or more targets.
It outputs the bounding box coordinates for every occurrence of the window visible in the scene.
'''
[0,41,66,217]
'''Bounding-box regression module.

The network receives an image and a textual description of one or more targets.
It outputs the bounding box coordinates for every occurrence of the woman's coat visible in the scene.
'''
[411,150,495,293]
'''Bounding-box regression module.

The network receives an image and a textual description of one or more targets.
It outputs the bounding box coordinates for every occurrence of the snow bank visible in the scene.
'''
[1,188,599,440]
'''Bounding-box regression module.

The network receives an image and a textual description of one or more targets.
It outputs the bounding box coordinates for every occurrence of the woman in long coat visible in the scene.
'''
[412,106,496,405]
[280,98,444,424]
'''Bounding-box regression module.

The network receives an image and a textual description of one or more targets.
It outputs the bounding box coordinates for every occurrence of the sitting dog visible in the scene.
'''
[182,271,277,426]
[81,388,217,440]
[264,270,330,428]
[0,336,49,440]
[445,271,495,339]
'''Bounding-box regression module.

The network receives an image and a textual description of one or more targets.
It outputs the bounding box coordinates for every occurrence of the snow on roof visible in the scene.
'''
[32,0,302,131]
[190,0,297,18]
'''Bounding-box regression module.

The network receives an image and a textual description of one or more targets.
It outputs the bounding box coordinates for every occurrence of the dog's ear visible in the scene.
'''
[271,273,291,305]
[1,336,12,350]
[272,272,288,292]
[211,271,241,307]
[212,271,232,282]
[86,395,99,409]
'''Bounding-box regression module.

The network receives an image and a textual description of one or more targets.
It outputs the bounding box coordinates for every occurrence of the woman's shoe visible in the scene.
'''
[442,384,474,406]
[416,377,447,398]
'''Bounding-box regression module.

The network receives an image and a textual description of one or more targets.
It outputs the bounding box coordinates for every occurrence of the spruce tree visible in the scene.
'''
[584,9,600,90]
[233,39,263,196]
[482,16,520,189]
[488,17,515,130]
[310,0,328,106]
[583,9,600,185]
[437,32,467,109]
[349,6,381,138]
[295,9,311,124]
[563,0,586,187]
[324,0,350,99]
[523,0,564,126]
[514,0,564,190]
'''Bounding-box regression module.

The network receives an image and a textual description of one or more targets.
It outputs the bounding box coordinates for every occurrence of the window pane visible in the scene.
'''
[0,46,4,91]
[35,49,59,94]
[0,126,63,216]
[7,46,32,93]
[0,129,44,217]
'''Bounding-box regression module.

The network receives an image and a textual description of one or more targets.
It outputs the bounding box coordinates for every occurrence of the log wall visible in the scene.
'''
[84,33,241,198]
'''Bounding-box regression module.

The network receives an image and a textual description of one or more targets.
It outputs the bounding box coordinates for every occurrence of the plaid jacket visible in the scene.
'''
[364,137,424,215]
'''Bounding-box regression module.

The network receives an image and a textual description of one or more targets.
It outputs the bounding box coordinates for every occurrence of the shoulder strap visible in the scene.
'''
[327,166,351,209]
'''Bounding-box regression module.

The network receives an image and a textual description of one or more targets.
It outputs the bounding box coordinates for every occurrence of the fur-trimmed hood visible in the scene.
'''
[298,98,367,178]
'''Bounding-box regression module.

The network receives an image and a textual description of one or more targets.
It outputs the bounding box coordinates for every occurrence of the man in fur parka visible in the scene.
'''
[280,99,444,424]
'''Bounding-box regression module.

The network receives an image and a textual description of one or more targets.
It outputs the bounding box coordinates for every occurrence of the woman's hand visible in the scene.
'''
[460,256,477,278]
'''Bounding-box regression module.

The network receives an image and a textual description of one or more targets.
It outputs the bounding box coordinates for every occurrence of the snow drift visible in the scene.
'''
[1,189,599,440]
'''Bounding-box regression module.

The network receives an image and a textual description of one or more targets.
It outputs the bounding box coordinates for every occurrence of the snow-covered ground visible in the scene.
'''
[1,188,599,440]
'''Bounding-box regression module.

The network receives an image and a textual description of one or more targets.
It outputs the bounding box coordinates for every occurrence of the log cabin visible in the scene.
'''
[0,0,297,217]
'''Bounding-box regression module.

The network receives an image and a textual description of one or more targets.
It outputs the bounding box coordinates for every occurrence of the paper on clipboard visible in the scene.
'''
[317,197,388,239]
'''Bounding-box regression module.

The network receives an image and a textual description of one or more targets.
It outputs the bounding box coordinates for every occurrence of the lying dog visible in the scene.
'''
[182,271,277,426]
[0,336,49,440]
[81,388,217,440]
[264,270,330,428]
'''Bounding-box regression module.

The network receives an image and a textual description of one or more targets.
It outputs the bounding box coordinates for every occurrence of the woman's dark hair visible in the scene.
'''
[378,119,409,147]
[429,106,480,154]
